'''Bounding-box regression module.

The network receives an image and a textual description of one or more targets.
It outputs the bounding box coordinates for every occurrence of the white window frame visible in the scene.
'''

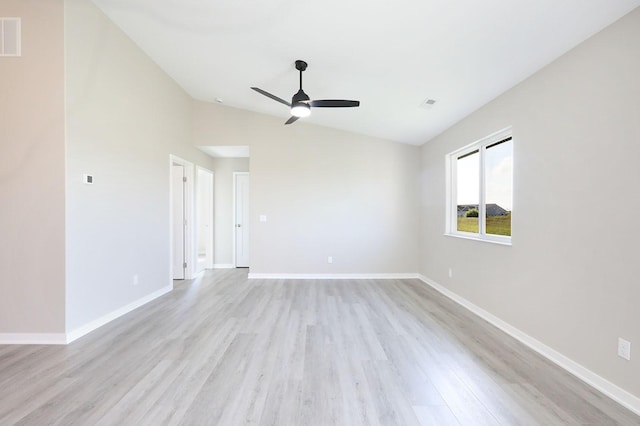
[445,127,512,245]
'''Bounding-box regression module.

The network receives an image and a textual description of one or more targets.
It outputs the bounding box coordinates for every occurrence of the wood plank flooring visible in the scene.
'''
[1,269,639,425]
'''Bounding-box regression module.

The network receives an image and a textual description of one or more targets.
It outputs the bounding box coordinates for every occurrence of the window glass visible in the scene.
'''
[485,139,512,236]
[456,150,479,233]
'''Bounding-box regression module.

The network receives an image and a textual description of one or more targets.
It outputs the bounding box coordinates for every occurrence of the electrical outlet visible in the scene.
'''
[618,338,631,360]
[133,274,139,286]
[448,268,453,278]
[327,256,333,264]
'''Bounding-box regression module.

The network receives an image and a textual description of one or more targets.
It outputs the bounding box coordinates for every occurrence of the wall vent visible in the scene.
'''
[1,18,21,57]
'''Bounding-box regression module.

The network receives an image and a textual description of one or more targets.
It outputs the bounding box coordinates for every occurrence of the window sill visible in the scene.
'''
[444,232,512,246]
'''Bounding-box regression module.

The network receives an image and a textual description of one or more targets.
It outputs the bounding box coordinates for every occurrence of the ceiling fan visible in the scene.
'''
[251,60,360,125]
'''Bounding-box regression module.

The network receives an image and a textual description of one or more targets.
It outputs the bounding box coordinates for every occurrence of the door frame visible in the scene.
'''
[169,155,195,283]
[196,166,214,272]
[232,172,250,268]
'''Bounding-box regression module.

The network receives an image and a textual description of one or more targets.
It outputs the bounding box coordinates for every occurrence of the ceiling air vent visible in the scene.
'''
[1,18,21,57]
[420,98,437,109]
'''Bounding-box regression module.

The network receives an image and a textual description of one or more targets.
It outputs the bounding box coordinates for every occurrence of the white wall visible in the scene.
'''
[207,157,250,266]
[0,0,66,334]
[64,0,215,332]
[420,8,640,399]
[194,102,421,275]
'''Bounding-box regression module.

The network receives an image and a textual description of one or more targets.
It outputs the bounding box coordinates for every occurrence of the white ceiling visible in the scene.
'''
[92,0,638,146]
[199,145,249,158]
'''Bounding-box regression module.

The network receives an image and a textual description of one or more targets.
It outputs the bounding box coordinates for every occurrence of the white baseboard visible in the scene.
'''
[213,264,234,269]
[0,333,67,345]
[248,273,420,280]
[65,285,172,344]
[417,274,640,416]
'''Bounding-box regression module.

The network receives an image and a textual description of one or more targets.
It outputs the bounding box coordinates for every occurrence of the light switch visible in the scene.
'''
[259,215,267,222]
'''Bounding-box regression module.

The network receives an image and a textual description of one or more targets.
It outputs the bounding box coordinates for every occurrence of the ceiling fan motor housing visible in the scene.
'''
[291,88,311,117]
[292,89,310,104]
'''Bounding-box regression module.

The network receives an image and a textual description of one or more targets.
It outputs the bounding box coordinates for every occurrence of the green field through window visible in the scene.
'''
[457,213,511,236]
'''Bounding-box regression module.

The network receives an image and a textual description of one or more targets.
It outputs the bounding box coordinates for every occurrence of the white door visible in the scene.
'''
[234,173,250,268]
[196,167,214,273]
[172,165,185,279]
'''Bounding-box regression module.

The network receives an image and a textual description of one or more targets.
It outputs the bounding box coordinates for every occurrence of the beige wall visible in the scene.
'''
[0,0,66,334]
[208,157,250,266]
[420,9,640,397]
[194,102,421,274]
[64,0,215,332]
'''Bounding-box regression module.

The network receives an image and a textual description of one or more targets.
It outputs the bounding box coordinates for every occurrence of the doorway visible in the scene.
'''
[170,155,194,281]
[196,167,214,273]
[233,172,250,268]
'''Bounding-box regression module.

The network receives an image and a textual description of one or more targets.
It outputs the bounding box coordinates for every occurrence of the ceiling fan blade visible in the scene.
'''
[309,99,360,108]
[251,87,291,107]
[284,116,300,125]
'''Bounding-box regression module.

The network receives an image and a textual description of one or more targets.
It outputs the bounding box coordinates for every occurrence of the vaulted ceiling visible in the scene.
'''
[92,0,639,145]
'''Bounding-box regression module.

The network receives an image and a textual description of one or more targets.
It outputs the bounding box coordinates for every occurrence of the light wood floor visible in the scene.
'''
[1,269,639,425]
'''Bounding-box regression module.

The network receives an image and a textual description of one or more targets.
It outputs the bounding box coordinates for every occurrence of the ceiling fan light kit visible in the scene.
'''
[251,59,360,125]
[291,102,310,117]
